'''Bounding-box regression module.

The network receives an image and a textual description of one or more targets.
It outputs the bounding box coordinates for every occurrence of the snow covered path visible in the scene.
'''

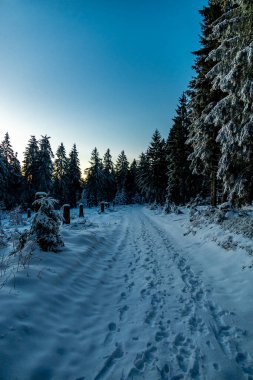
[0,206,253,380]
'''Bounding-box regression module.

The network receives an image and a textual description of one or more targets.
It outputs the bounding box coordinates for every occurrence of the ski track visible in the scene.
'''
[0,207,253,380]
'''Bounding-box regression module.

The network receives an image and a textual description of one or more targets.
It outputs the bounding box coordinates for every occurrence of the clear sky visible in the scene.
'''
[0,0,207,171]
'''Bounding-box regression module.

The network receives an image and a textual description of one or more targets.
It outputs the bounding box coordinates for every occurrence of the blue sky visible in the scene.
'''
[0,0,207,171]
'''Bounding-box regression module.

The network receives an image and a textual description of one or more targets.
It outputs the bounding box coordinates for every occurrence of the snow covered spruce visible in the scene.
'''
[17,196,64,253]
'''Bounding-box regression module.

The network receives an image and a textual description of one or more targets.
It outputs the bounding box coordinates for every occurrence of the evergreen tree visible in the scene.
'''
[84,147,104,206]
[0,145,7,206]
[30,197,64,251]
[102,149,117,202]
[65,144,82,207]
[136,152,150,201]
[22,135,40,203]
[115,150,129,192]
[1,133,23,208]
[125,159,139,203]
[52,143,68,205]
[145,130,167,204]
[84,148,106,206]
[187,1,224,206]
[167,94,197,204]
[37,135,54,193]
[205,0,253,204]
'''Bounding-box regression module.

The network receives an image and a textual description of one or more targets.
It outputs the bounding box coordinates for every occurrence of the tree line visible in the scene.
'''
[0,132,141,209]
[0,133,82,209]
[1,0,252,210]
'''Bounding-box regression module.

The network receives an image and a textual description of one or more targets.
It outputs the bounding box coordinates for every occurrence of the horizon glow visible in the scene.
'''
[0,0,207,171]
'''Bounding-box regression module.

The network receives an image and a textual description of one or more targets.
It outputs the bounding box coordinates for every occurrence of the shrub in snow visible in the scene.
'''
[13,230,29,252]
[218,236,238,251]
[0,228,8,248]
[30,197,64,251]
[189,204,253,241]
[8,206,24,226]
[218,201,232,211]
[16,197,64,253]
[164,201,183,215]
[149,202,158,210]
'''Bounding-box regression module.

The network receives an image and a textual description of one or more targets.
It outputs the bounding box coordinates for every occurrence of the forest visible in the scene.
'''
[0,0,252,210]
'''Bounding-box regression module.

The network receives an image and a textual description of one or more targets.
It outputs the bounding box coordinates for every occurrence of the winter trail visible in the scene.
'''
[0,206,252,380]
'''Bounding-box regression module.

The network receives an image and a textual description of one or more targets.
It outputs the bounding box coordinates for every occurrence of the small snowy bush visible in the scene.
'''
[8,207,24,226]
[31,197,64,251]
[188,204,253,240]
[164,201,183,215]
[0,228,8,248]
[218,236,238,251]
[149,201,159,210]
[16,197,64,253]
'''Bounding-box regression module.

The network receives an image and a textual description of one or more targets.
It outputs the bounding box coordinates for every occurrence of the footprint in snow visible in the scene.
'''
[94,343,124,380]
[119,305,129,321]
[108,322,117,331]
[127,281,135,290]
[155,329,169,342]
[118,292,126,302]
[145,308,156,324]
[127,344,158,378]
[103,322,117,345]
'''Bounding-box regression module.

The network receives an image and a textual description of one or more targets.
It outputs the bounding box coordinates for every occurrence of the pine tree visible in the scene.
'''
[22,135,40,203]
[0,145,7,206]
[84,147,105,206]
[52,143,68,205]
[37,135,54,193]
[30,197,64,251]
[136,152,150,201]
[102,149,116,202]
[167,94,197,204]
[205,0,253,204]
[115,151,129,191]
[125,159,139,203]
[1,133,23,208]
[145,130,167,204]
[187,1,224,206]
[65,144,82,207]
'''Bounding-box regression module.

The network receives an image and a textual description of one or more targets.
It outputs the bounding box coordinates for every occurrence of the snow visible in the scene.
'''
[0,205,253,379]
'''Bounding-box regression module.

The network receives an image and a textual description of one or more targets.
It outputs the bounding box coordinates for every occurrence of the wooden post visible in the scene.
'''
[79,203,84,217]
[27,208,31,218]
[100,201,105,213]
[63,204,70,224]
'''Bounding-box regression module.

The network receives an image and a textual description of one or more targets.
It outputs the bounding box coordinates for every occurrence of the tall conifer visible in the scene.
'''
[52,143,68,205]
[167,94,196,204]
[84,147,104,206]
[187,1,223,206]
[146,130,167,204]
[66,144,82,207]
[37,135,54,193]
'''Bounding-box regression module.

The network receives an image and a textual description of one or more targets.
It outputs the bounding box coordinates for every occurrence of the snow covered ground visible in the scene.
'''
[0,205,253,380]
